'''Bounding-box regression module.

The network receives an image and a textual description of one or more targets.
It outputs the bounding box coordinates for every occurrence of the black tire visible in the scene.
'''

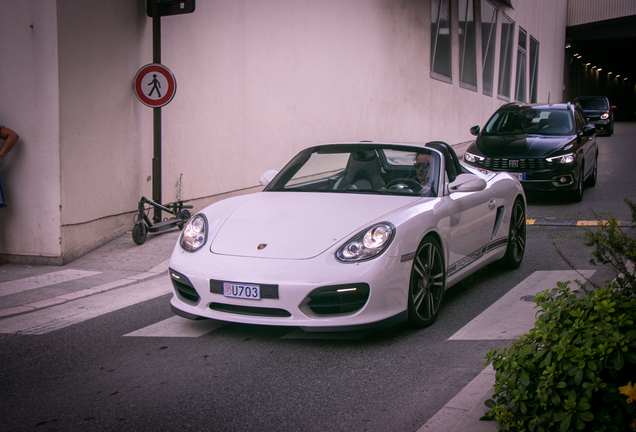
[407,236,446,328]
[585,156,597,187]
[570,167,584,202]
[177,209,191,229]
[132,223,147,245]
[496,198,526,269]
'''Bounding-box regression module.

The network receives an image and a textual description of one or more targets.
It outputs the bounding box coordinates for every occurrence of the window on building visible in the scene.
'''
[515,27,527,102]
[431,0,452,83]
[459,0,477,90]
[481,0,498,96]
[497,14,515,100]
[529,36,539,103]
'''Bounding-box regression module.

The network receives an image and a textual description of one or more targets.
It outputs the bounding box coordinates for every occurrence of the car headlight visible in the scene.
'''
[546,153,576,164]
[464,152,485,163]
[180,214,208,252]
[336,223,395,263]
[601,113,609,120]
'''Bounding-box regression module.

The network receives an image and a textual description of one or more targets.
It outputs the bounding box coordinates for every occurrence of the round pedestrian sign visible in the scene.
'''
[133,63,177,108]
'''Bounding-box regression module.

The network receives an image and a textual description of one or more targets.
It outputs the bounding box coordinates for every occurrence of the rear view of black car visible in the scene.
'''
[573,95,615,136]
[465,102,598,202]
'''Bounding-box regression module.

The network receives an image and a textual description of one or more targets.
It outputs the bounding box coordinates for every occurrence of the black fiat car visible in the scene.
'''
[465,102,598,202]
[573,95,616,136]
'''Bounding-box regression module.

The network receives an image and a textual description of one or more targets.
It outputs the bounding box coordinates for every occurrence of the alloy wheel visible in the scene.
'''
[408,237,445,328]
[507,200,526,267]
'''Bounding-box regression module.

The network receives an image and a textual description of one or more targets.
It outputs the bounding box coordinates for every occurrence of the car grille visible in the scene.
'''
[473,158,548,171]
[169,269,200,304]
[304,284,370,315]
[209,303,291,317]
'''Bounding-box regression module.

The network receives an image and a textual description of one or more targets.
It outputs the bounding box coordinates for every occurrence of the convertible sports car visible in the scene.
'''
[168,141,526,331]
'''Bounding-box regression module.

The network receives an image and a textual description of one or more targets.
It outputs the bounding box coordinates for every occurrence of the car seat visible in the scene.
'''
[338,150,385,190]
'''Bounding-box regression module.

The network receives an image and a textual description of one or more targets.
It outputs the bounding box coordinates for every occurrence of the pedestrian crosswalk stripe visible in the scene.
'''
[0,269,102,297]
[0,270,598,339]
[0,277,171,335]
[124,316,227,337]
[448,270,595,341]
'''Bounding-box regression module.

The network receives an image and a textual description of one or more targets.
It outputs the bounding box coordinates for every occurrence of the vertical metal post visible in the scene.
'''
[152,5,162,221]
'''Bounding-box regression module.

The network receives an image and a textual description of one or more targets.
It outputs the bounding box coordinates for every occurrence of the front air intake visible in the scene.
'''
[303,284,370,315]
[209,303,291,317]
[169,268,200,304]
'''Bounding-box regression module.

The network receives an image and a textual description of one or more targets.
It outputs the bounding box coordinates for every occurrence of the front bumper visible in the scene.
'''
[593,120,611,134]
[519,168,580,192]
[167,245,412,330]
[465,162,581,193]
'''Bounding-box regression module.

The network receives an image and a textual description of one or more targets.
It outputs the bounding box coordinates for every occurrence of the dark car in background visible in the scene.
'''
[573,95,615,136]
[465,102,598,202]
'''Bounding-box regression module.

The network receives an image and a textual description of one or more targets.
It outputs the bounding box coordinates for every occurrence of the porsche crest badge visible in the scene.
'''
[257,244,267,250]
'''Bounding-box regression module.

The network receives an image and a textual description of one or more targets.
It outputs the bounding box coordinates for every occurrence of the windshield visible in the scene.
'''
[575,98,609,110]
[265,144,441,197]
[484,108,575,135]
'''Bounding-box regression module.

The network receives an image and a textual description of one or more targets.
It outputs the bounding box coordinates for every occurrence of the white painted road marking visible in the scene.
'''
[0,270,597,341]
[0,277,172,335]
[418,364,496,432]
[448,270,596,341]
[124,316,227,338]
[0,270,102,297]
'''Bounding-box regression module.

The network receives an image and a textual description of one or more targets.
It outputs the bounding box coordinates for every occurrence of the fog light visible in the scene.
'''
[553,175,573,186]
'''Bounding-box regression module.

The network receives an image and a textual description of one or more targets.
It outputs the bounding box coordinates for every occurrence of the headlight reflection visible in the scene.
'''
[336,222,395,263]
[180,214,208,252]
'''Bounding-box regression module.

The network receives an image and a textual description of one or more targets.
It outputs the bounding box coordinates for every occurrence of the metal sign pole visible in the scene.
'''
[152,6,162,222]
[130,1,195,245]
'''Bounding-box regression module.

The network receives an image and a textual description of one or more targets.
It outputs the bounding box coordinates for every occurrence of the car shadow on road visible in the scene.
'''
[524,191,577,206]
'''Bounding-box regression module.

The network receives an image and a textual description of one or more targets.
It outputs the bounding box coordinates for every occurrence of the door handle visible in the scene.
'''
[488,198,496,210]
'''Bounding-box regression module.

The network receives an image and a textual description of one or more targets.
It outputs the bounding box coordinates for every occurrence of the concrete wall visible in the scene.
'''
[0,0,568,263]
[56,0,149,255]
[510,0,568,105]
[567,0,636,26]
[0,1,62,258]
[157,0,567,202]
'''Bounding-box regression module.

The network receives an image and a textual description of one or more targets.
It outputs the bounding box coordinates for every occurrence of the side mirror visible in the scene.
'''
[611,105,617,110]
[448,173,487,193]
[470,125,481,136]
[259,170,278,186]
[582,124,596,137]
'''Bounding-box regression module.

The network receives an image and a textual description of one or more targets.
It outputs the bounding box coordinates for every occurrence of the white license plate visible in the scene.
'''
[511,172,526,181]
[223,282,261,300]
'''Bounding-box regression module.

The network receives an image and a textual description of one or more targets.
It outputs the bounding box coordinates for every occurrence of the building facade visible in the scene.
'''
[0,0,569,264]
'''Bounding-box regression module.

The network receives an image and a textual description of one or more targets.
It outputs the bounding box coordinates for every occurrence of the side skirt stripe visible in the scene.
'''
[446,237,508,278]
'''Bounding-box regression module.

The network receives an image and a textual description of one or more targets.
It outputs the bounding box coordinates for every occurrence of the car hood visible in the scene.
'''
[208,192,419,259]
[473,134,574,158]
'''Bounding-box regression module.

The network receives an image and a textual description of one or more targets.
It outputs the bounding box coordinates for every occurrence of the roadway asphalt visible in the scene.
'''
[0,226,499,432]
[0,141,499,431]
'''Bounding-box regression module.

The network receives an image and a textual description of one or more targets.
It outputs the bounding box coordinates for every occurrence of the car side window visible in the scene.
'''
[575,110,586,133]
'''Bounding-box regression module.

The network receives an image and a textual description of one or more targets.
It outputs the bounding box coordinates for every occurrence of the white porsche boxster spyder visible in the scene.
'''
[168,141,526,331]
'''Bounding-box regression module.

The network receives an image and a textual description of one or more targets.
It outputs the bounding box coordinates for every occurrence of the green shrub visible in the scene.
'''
[482,200,636,431]
[577,199,636,299]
